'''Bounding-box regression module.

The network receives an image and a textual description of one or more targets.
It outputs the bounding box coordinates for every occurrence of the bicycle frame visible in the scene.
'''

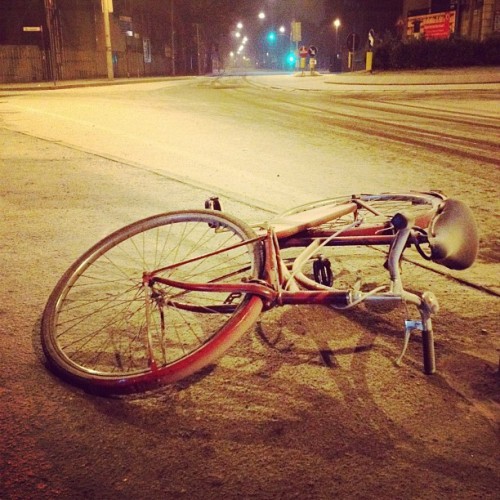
[145,202,439,374]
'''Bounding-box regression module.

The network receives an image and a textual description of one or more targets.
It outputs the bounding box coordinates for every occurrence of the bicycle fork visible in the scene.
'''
[383,216,439,374]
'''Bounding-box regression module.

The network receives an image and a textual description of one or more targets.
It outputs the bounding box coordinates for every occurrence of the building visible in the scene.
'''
[403,0,500,40]
[0,0,206,84]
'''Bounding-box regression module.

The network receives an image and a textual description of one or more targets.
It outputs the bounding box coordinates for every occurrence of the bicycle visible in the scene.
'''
[41,192,478,395]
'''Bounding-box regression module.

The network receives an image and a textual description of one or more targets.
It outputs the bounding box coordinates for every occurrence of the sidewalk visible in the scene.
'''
[245,66,500,91]
[0,66,498,92]
[320,66,499,85]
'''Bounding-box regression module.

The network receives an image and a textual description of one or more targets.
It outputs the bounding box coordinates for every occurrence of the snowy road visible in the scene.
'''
[0,74,499,499]
[2,75,498,213]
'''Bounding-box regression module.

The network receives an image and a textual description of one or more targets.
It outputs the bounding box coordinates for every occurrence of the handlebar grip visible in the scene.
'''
[422,328,436,374]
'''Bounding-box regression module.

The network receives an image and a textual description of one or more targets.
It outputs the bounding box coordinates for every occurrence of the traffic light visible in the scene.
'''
[267,31,276,43]
[286,52,296,67]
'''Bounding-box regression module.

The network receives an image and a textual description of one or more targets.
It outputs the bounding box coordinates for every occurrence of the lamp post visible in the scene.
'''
[43,0,57,84]
[257,11,266,67]
[232,21,249,69]
[334,18,341,53]
[333,18,341,72]
[171,0,175,76]
[278,25,286,69]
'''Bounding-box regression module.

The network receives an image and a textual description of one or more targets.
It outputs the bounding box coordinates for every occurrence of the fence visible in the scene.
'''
[0,46,46,83]
[57,49,107,80]
[0,44,171,83]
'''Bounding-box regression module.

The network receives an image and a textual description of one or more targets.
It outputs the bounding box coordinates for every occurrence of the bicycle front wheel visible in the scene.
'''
[275,192,446,293]
[276,192,445,235]
[41,210,264,394]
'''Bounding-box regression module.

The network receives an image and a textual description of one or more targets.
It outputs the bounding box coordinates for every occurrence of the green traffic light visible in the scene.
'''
[267,31,276,43]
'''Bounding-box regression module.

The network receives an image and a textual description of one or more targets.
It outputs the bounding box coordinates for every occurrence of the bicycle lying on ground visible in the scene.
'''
[41,192,478,395]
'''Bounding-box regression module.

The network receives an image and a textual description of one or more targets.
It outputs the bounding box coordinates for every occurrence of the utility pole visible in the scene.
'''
[43,0,57,84]
[171,0,176,76]
[102,0,114,79]
[196,23,201,75]
[467,0,475,38]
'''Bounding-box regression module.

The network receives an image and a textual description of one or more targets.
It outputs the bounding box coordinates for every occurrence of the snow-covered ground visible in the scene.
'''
[0,74,498,499]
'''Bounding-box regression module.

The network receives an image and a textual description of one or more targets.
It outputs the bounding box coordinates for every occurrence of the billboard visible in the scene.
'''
[407,11,456,40]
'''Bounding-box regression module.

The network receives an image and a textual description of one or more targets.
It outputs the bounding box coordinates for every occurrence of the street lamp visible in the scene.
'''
[277,26,287,69]
[258,11,266,20]
[334,18,341,49]
[333,18,341,72]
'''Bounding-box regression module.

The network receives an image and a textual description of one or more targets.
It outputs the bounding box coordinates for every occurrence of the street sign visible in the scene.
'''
[291,22,302,42]
[368,29,375,48]
[308,45,318,57]
[299,46,308,58]
[143,38,151,63]
[346,32,360,51]
[23,26,42,32]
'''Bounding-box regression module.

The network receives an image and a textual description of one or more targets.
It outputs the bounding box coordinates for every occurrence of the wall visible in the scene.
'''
[0,0,174,83]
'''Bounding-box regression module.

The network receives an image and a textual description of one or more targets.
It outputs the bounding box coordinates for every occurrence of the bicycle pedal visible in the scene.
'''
[205,196,222,211]
[313,254,334,287]
[205,196,223,229]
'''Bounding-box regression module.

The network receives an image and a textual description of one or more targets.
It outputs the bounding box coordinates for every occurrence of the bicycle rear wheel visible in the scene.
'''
[41,210,263,394]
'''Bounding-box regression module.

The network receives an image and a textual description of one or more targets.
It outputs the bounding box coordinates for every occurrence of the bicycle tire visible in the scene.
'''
[41,210,264,395]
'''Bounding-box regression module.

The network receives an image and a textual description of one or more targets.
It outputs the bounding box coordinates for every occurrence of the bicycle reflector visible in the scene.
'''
[428,199,479,270]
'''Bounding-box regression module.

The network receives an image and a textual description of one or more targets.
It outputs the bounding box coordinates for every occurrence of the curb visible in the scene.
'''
[1,69,499,92]
[0,76,194,92]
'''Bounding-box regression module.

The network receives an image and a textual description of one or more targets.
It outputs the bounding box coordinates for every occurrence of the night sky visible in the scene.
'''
[229,0,404,46]
[0,0,405,49]
[234,0,404,32]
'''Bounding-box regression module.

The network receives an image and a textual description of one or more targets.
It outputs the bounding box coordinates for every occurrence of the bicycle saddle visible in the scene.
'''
[428,199,478,270]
